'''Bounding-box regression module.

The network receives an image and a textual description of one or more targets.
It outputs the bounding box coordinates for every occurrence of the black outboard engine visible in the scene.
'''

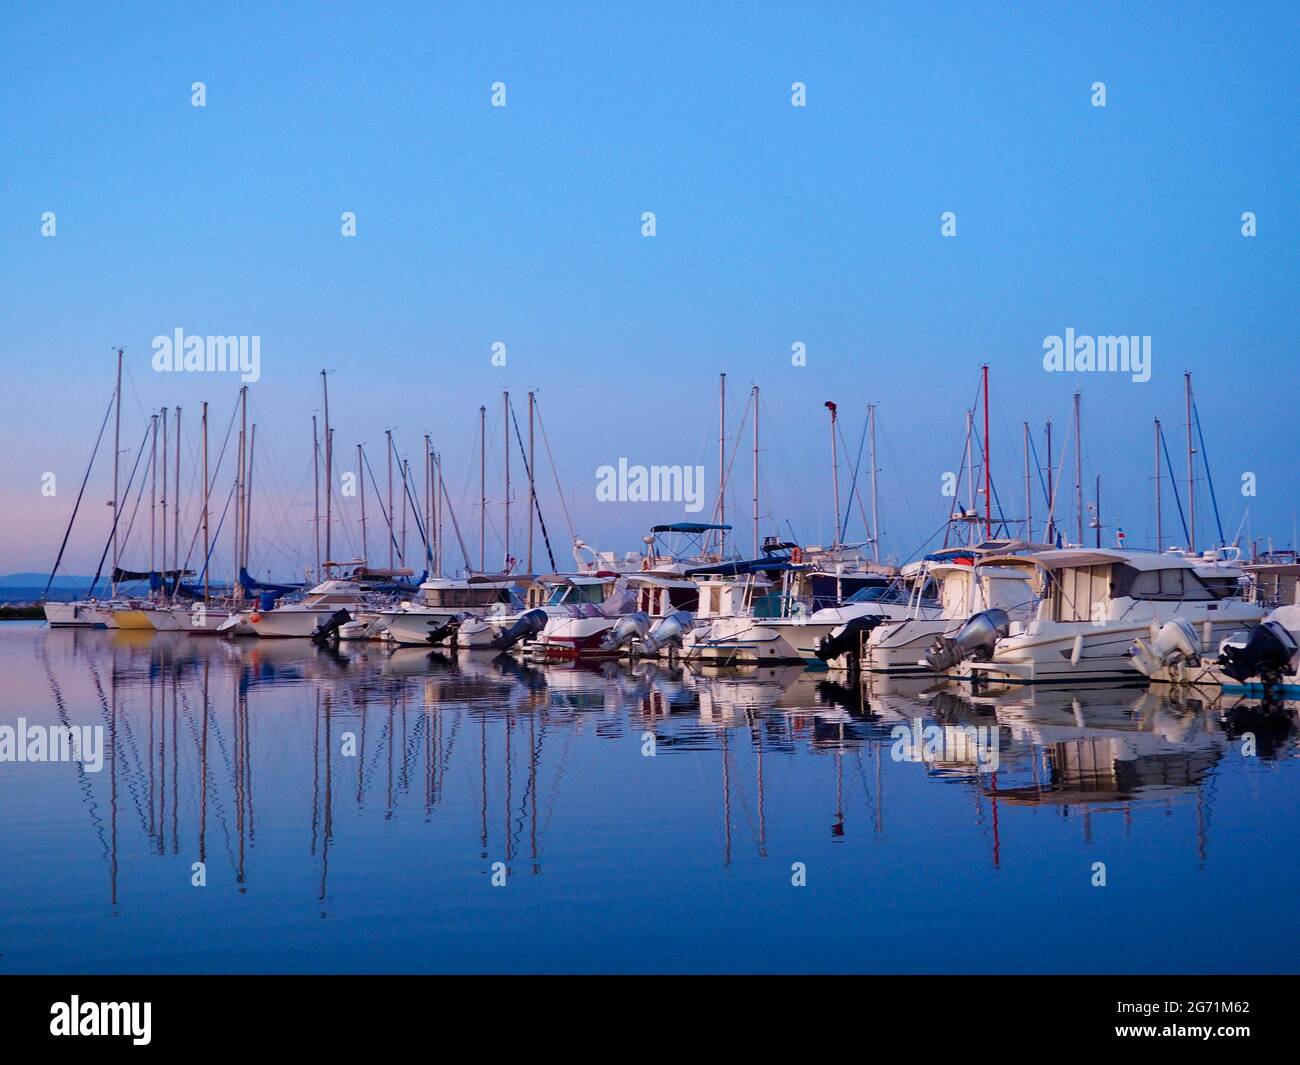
[924,608,1010,673]
[426,618,461,647]
[310,608,353,645]
[1217,621,1299,685]
[816,615,886,663]
[490,609,549,652]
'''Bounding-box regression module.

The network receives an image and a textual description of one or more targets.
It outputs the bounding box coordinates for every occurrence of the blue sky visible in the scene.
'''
[1,2,1296,578]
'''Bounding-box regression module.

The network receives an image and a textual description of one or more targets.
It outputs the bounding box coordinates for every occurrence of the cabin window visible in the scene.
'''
[1117,565,1215,602]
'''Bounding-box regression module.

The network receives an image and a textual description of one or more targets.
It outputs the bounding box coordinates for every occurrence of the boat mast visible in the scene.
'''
[201,401,210,603]
[435,450,444,578]
[982,364,991,539]
[321,372,332,567]
[1073,391,1083,546]
[826,401,840,549]
[312,415,321,581]
[173,407,181,600]
[149,413,158,577]
[1095,474,1102,547]
[424,434,433,571]
[1185,371,1196,552]
[386,428,395,571]
[1022,421,1032,542]
[1045,419,1055,544]
[357,443,367,563]
[160,407,168,599]
[402,456,410,566]
[869,402,880,562]
[528,391,536,574]
[964,408,974,545]
[503,390,510,570]
[718,373,726,558]
[237,384,247,599]
[1154,418,1163,551]
[111,346,122,590]
[751,385,759,557]
[478,406,486,572]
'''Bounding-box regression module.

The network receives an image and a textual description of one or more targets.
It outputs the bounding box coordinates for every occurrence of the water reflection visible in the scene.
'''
[3,623,1298,972]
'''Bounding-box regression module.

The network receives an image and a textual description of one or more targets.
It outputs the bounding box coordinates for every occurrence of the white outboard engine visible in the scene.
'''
[600,611,650,652]
[1218,621,1299,684]
[924,608,1010,673]
[490,609,549,651]
[641,611,692,656]
[1129,618,1200,678]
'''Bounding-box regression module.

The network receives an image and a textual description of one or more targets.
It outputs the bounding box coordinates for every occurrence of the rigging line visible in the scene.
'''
[437,464,473,574]
[87,422,153,597]
[835,420,873,545]
[508,398,558,572]
[198,479,238,586]
[359,444,402,561]
[707,391,753,541]
[533,399,578,544]
[1192,400,1226,546]
[176,398,241,581]
[1159,424,1191,546]
[44,390,115,599]
[114,430,158,569]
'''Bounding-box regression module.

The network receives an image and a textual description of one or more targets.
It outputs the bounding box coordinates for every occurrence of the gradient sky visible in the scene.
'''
[1,2,1296,581]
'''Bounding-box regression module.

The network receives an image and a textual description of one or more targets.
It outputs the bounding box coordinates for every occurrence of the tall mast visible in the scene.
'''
[173,407,181,599]
[751,385,760,557]
[869,402,880,562]
[478,405,486,572]
[1073,391,1083,546]
[312,415,321,581]
[386,428,395,571]
[402,457,410,566]
[149,413,158,575]
[435,450,444,578]
[826,401,840,548]
[321,372,332,567]
[528,392,536,574]
[201,401,210,603]
[1154,418,1163,551]
[424,434,433,570]
[718,373,727,558]
[160,407,168,597]
[1022,421,1032,542]
[112,346,122,584]
[1185,371,1196,552]
[237,385,247,597]
[357,443,367,562]
[1045,419,1055,544]
[982,364,991,538]
[503,390,510,570]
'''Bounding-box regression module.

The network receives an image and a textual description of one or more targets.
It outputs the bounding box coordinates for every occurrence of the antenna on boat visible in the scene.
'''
[825,400,840,549]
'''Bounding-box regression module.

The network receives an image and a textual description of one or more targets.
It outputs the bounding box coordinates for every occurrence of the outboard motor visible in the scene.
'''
[924,608,1010,673]
[1129,619,1200,678]
[426,618,461,647]
[641,611,692,656]
[599,611,650,652]
[310,608,353,645]
[816,615,885,663]
[490,609,548,652]
[1218,621,1299,684]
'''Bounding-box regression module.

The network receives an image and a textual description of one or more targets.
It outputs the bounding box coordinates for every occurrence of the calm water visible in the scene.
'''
[1,620,1297,974]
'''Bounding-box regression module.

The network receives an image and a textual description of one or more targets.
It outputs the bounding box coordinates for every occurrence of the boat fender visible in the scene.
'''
[1070,633,1083,666]
[791,546,803,564]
